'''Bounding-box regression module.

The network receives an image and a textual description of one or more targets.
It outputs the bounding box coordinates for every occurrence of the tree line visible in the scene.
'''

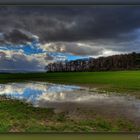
[46,52,140,72]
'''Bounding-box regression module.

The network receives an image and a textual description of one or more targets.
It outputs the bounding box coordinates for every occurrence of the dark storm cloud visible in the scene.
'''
[0,27,38,45]
[0,29,38,44]
[0,6,140,43]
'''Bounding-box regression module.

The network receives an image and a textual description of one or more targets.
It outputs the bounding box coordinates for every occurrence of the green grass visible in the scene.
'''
[0,71,140,132]
[44,71,140,93]
[0,71,139,95]
[0,98,139,132]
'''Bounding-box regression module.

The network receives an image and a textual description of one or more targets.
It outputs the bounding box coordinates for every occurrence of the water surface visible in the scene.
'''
[0,81,140,124]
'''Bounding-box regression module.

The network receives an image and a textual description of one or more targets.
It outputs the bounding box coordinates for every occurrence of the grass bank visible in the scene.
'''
[0,97,139,132]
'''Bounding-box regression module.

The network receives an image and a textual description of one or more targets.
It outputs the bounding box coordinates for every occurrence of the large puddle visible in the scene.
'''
[0,81,140,124]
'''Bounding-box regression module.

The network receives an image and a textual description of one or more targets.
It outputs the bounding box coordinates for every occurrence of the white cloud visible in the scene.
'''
[0,50,47,72]
[101,49,123,57]
[40,42,103,56]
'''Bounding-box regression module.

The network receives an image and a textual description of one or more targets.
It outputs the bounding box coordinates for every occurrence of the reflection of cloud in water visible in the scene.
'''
[0,82,81,102]
[37,92,140,125]
[38,91,112,102]
[0,81,140,123]
[37,90,140,110]
[0,82,139,108]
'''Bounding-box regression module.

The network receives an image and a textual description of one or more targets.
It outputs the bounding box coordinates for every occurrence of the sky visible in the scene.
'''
[0,6,140,72]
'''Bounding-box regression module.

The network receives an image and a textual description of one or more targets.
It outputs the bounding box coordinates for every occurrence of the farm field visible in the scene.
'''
[0,71,139,132]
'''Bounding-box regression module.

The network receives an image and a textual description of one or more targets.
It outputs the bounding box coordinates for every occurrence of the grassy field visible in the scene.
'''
[0,70,139,95]
[43,71,140,94]
[0,70,140,132]
[0,97,139,132]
